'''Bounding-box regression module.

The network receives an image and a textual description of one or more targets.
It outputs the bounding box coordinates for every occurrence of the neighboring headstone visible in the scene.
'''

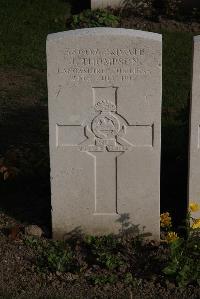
[91,0,122,9]
[188,35,200,219]
[47,28,162,240]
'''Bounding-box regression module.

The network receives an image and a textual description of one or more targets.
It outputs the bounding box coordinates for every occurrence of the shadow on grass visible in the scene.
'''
[0,104,52,236]
[161,96,190,231]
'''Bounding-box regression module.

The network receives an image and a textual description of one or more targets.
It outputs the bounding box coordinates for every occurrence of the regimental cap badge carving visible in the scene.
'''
[92,100,119,139]
[95,100,116,112]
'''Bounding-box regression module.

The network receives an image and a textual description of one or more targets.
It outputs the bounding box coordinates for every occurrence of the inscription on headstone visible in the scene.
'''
[189,35,200,219]
[47,28,162,239]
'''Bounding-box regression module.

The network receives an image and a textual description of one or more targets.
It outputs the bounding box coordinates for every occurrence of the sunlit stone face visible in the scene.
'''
[47,28,162,240]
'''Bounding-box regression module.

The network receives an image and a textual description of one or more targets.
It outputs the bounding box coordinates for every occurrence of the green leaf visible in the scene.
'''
[163,263,178,275]
[170,238,184,256]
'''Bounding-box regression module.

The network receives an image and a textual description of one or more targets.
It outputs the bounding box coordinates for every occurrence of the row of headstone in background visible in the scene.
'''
[47,27,199,240]
[91,0,200,10]
[91,0,122,9]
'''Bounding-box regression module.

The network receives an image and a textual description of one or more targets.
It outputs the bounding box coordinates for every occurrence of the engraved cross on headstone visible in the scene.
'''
[57,87,153,215]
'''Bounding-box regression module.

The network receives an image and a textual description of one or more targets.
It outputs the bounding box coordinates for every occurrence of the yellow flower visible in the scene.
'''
[192,219,200,229]
[166,232,179,243]
[160,212,172,228]
[189,202,200,212]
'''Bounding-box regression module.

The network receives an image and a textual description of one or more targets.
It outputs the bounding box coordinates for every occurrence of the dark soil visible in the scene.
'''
[0,213,199,299]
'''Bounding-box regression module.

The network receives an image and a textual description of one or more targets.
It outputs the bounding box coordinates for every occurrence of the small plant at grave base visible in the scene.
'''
[90,273,118,285]
[90,269,141,287]
[85,235,126,271]
[67,9,120,30]
[36,240,75,273]
[162,203,200,287]
[160,211,178,243]
[160,212,172,230]
[165,231,179,243]
[24,235,44,251]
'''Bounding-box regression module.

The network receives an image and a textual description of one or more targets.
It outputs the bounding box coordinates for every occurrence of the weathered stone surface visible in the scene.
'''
[47,28,162,239]
[188,35,200,219]
[91,0,122,9]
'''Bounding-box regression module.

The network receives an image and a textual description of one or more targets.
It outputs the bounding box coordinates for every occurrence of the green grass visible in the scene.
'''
[0,0,71,69]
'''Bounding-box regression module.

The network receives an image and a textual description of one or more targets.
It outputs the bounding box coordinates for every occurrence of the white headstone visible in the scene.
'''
[47,28,162,239]
[91,0,122,9]
[189,35,200,219]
